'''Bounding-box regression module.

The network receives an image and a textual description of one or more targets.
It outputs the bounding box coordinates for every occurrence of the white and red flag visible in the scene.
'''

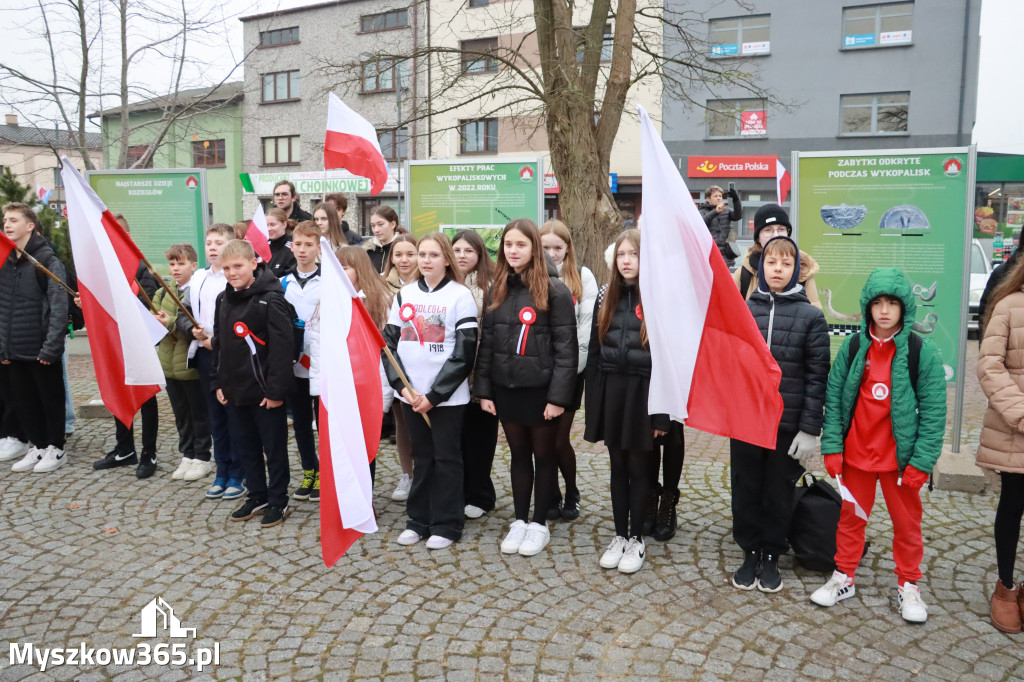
[636,106,784,450]
[324,92,390,196]
[776,158,791,206]
[61,157,164,426]
[245,203,273,263]
[318,236,384,566]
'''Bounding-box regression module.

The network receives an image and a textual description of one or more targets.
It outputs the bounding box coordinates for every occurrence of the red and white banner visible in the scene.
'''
[740,110,767,136]
[0,231,16,267]
[777,158,792,206]
[324,93,390,196]
[61,157,164,426]
[245,203,273,263]
[637,107,784,449]
[318,236,385,566]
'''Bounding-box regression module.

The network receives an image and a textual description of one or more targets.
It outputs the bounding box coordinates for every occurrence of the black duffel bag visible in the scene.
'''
[789,472,842,572]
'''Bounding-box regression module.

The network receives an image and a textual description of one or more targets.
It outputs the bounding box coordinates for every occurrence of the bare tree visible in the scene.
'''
[315,0,777,270]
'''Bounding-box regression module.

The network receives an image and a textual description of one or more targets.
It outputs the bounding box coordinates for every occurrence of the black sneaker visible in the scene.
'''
[136,452,157,479]
[547,491,562,521]
[560,489,580,520]
[732,550,760,590]
[757,553,783,593]
[230,499,268,521]
[642,483,662,536]
[309,473,320,502]
[93,449,137,470]
[260,504,288,528]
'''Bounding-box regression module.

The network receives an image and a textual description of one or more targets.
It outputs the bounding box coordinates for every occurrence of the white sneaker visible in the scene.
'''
[425,535,453,550]
[183,459,214,481]
[810,571,856,607]
[518,522,550,557]
[464,504,485,519]
[11,447,44,472]
[33,446,67,473]
[0,437,29,462]
[396,529,421,546]
[618,537,646,574]
[600,536,628,569]
[500,520,529,554]
[391,473,412,501]
[171,458,195,480]
[898,583,928,623]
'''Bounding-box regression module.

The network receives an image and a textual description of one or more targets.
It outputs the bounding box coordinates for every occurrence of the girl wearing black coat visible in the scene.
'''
[475,219,577,558]
[584,229,669,574]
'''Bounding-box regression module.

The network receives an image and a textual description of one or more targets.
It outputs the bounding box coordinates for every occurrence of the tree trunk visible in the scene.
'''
[75,0,93,170]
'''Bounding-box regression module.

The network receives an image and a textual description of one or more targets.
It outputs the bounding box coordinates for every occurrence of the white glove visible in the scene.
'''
[788,431,818,464]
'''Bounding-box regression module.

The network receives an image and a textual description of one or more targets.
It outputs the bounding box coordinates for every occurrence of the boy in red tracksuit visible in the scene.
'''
[810,268,946,623]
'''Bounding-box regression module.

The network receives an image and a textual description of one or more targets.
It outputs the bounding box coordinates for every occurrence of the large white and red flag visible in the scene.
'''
[636,107,784,449]
[61,157,165,426]
[324,92,390,196]
[776,158,791,206]
[318,236,384,566]
[245,203,273,263]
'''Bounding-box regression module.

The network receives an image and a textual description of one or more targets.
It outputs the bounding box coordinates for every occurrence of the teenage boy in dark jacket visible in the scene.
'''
[211,239,295,528]
[699,184,742,269]
[729,236,830,593]
[0,203,68,473]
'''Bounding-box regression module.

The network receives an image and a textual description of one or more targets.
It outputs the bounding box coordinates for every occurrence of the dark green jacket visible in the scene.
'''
[154,283,198,381]
[820,268,947,473]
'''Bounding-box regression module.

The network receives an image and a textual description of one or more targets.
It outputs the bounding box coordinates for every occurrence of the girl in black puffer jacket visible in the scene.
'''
[584,229,673,575]
[475,219,577,558]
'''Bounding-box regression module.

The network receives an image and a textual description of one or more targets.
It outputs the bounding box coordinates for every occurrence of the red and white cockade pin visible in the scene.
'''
[233,321,266,355]
[517,306,536,355]
[635,304,643,320]
[399,303,423,345]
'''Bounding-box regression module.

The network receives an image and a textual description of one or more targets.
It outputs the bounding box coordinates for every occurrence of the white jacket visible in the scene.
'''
[557,262,599,373]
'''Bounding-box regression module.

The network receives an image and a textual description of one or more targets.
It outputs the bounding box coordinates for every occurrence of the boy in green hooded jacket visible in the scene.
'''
[809,267,946,624]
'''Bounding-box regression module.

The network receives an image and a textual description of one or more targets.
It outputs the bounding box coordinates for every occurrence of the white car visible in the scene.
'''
[969,238,993,332]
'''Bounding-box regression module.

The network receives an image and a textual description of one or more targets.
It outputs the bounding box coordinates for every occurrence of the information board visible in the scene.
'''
[88,169,208,270]
[794,147,974,382]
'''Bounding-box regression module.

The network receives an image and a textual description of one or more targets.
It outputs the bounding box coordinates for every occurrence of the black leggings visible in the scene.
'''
[503,419,560,524]
[553,409,578,498]
[995,471,1024,589]
[651,422,686,491]
[608,446,657,539]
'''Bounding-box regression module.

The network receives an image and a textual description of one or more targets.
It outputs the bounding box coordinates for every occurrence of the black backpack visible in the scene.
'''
[260,290,305,364]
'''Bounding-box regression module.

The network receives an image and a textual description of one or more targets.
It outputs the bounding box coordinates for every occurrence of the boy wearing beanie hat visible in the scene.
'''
[733,204,823,310]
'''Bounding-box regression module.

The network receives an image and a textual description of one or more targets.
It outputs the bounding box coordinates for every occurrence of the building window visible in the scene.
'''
[706,99,767,138]
[360,8,408,33]
[192,139,226,167]
[460,119,498,153]
[461,38,499,74]
[842,2,913,48]
[575,24,614,63]
[840,92,909,135]
[259,27,299,47]
[468,0,489,6]
[126,145,153,168]
[379,128,409,161]
[262,70,300,102]
[709,14,771,56]
[262,135,300,165]
[362,59,396,93]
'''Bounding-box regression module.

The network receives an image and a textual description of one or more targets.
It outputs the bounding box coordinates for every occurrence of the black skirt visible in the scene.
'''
[584,371,656,451]
[570,372,585,412]
[493,385,550,427]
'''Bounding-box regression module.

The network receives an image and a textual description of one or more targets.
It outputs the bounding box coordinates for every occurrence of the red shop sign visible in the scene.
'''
[687,155,777,178]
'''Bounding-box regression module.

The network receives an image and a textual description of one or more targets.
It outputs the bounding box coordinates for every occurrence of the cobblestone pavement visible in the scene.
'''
[1,343,1021,681]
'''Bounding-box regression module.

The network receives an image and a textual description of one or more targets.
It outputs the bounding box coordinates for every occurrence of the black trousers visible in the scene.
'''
[461,400,499,511]
[226,403,290,507]
[288,377,319,471]
[403,403,465,541]
[2,361,64,449]
[195,348,243,480]
[608,445,657,539]
[995,471,1024,588]
[165,378,212,461]
[730,429,797,556]
[114,396,158,456]
[0,383,23,441]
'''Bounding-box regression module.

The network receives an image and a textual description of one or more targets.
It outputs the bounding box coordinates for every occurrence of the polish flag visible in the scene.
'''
[777,158,791,206]
[636,107,783,450]
[245,203,273,263]
[323,92,390,196]
[318,236,384,565]
[61,157,164,426]
[0,231,16,266]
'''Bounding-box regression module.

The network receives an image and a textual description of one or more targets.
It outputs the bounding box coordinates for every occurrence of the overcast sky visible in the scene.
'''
[2,0,1020,153]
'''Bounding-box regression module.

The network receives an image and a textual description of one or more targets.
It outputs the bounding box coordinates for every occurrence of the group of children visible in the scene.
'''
[1,193,982,628]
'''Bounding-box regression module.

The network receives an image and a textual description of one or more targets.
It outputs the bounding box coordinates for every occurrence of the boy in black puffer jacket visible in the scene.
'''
[730,235,830,593]
[211,239,295,528]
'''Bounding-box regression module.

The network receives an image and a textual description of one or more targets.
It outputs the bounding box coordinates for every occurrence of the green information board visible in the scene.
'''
[406,159,543,252]
[794,147,975,382]
[87,169,208,271]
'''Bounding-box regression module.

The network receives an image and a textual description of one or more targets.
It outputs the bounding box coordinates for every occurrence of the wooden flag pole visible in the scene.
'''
[134,279,160,314]
[137,254,199,328]
[382,345,431,427]
[14,245,77,296]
